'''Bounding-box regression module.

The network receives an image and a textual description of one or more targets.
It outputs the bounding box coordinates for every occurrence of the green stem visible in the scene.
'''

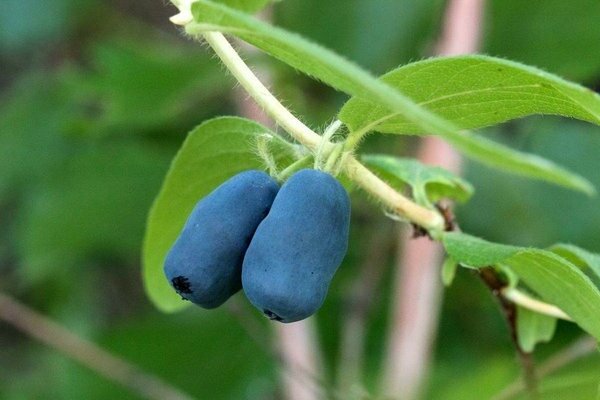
[479,268,539,400]
[256,134,279,177]
[201,31,322,150]
[315,120,342,170]
[278,155,313,182]
[344,127,370,152]
[324,144,344,174]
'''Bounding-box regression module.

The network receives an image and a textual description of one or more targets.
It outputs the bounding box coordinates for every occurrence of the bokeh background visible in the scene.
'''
[1,0,600,399]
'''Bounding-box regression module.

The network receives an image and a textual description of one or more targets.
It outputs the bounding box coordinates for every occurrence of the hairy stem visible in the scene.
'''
[323,144,344,174]
[0,292,194,400]
[202,31,321,149]
[316,120,342,171]
[343,126,370,153]
[278,155,314,182]
[256,133,280,176]
[199,31,445,233]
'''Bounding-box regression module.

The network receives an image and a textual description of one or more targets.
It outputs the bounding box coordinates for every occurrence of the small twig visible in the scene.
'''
[492,336,598,400]
[0,292,195,400]
[478,268,539,400]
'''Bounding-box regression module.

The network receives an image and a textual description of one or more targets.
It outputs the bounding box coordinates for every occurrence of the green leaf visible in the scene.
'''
[458,119,600,249]
[339,55,600,195]
[445,130,595,196]
[443,232,600,341]
[516,305,557,352]
[549,243,600,283]
[339,55,600,135]
[189,0,474,142]
[188,2,595,194]
[507,252,600,339]
[442,257,458,287]
[442,232,521,267]
[142,117,293,312]
[361,154,473,207]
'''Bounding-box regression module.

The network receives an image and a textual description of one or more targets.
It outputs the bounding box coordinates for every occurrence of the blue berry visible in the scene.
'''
[242,169,350,322]
[164,170,279,308]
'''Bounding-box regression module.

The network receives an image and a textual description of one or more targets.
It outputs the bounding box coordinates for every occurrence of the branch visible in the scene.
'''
[0,292,194,400]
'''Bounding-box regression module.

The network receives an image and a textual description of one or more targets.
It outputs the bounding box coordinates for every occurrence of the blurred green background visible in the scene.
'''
[1,0,600,399]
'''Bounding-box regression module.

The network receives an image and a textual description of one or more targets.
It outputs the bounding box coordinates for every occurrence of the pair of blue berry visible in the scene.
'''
[164,169,351,323]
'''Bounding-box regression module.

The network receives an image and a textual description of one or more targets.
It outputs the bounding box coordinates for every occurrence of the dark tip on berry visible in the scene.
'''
[264,309,283,322]
[172,276,193,295]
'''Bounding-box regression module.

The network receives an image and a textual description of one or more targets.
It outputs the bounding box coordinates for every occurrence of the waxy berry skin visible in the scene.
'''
[242,169,351,323]
[164,170,279,309]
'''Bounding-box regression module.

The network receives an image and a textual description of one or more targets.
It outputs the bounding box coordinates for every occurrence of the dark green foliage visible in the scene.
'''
[164,170,279,308]
[243,169,351,323]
